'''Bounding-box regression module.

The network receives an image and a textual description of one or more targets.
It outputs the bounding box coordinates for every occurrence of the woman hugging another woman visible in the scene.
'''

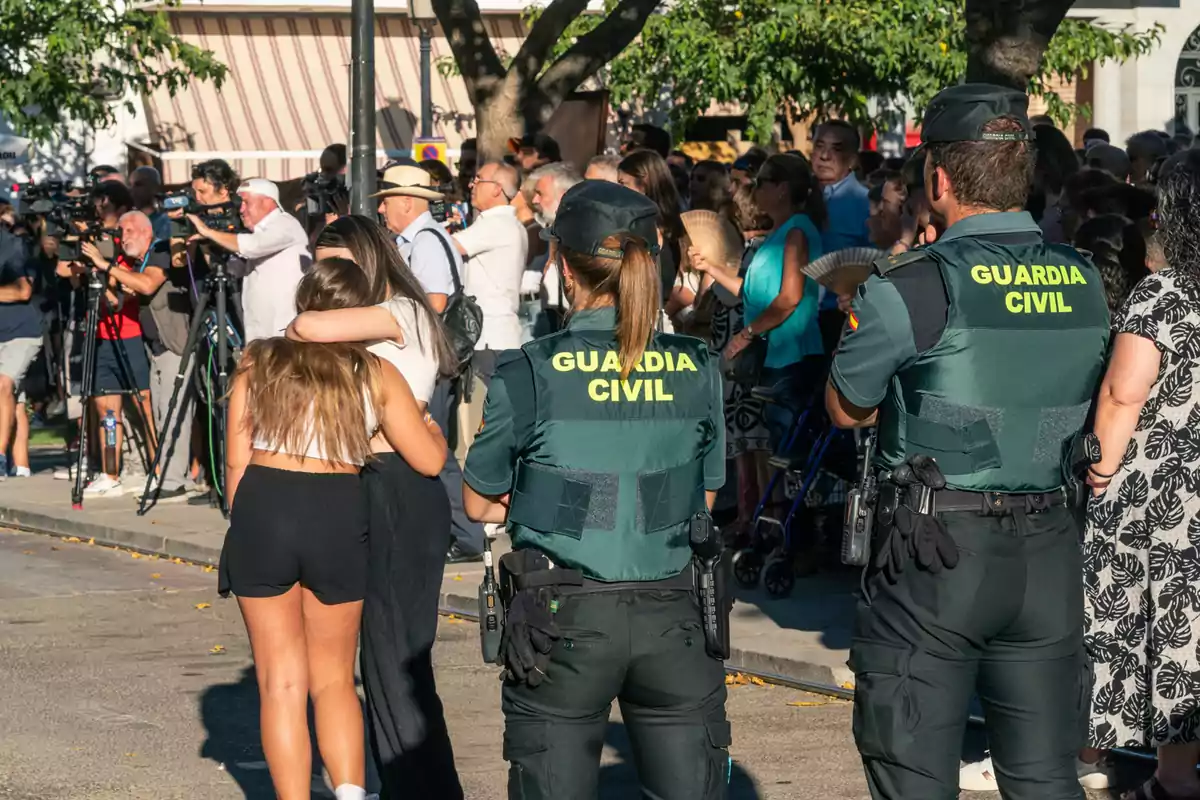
[221,256,447,800]
[287,215,465,799]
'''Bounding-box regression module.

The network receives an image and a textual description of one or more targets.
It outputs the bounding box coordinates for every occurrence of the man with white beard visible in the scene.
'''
[527,163,582,335]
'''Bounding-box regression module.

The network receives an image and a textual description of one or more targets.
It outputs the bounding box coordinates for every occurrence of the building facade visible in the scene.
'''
[1070,0,1200,143]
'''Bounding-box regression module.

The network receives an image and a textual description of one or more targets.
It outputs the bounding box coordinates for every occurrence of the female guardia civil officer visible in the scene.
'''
[462,180,731,800]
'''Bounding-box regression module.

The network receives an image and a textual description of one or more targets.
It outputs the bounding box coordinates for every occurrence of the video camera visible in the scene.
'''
[13,181,99,260]
[162,192,246,239]
[302,171,349,217]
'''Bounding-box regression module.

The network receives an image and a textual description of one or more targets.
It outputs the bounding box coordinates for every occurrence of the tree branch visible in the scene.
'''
[963,0,1073,87]
[535,0,660,106]
[511,0,592,85]
[432,0,506,101]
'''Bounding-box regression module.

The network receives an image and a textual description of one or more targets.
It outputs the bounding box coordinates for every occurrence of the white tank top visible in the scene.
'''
[368,296,438,405]
[251,393,379,466]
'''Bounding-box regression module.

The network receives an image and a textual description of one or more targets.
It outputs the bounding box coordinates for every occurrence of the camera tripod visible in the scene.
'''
[137,254,241,518]
[70,269,156,508]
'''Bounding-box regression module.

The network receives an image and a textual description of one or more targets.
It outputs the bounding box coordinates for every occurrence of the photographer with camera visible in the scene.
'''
[301,146,350,244]
[60,208,157,498]
[92,211,194,502]
[0,207,40,480]
[188,178,310,343]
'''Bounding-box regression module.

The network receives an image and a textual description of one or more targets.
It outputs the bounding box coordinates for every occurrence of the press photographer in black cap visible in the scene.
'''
[826,84,1110,799]
[461,180,731,798]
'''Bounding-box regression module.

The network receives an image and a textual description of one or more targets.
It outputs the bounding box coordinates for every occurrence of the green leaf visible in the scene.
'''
[591,0,1160,144]
[0,0,225,143]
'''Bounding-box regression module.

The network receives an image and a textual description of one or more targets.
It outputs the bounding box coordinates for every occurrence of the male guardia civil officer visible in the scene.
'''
[826,84,1110,800]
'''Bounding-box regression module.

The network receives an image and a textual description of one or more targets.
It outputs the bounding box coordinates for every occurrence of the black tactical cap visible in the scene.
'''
[920,83,1033,145]
[540,180,661,259]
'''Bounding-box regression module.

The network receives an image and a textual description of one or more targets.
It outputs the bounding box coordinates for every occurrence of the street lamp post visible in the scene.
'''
[349,0,377,214]
[410,0,435,141]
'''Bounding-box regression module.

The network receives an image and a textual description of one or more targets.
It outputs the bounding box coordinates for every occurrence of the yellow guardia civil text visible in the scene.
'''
[970,264,1088,313]
[551,349,698,402]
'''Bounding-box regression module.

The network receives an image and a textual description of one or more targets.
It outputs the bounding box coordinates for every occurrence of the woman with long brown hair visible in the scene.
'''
[222,257,446,800]
[461,181,730,798]
[619,149,686,315]
[285,215,464,798]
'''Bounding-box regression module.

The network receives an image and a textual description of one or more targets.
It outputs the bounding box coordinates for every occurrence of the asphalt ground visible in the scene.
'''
[0,528,1146,799]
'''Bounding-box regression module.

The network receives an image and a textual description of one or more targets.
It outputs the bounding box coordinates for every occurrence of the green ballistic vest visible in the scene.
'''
[875,233,1110,492]
[504,327,716,581]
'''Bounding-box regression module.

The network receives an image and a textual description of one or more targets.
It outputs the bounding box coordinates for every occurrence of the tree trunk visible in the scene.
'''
[963,0,1074,89]
[433,0,660,162]
[474,84,525,163]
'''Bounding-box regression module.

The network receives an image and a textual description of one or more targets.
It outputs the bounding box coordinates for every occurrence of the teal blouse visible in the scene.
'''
[742,214,825,368]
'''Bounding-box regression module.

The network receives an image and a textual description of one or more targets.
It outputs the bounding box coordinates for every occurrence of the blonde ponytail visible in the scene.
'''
[561,234,660,380]
[614,237,659,380]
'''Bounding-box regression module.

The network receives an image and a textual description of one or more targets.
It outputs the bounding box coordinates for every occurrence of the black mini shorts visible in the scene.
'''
[219,465,368,605]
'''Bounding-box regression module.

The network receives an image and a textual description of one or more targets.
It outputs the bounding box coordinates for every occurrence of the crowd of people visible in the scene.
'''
[9,98,1200,799]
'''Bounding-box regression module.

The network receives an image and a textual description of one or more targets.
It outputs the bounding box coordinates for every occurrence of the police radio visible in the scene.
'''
[842,428,878,567]
[478,540,505,664]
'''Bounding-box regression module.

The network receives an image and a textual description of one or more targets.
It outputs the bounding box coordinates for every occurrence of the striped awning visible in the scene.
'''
[141,11,525,183]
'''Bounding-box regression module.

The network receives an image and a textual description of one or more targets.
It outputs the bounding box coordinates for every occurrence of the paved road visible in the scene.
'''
[0,529,1137,799]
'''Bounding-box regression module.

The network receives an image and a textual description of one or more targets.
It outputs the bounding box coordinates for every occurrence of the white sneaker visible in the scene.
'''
[1076,755,1113,790]
[959,756,998,792]
[961,754,1114,791]
[83,475,126,497]
[12,466,30,478]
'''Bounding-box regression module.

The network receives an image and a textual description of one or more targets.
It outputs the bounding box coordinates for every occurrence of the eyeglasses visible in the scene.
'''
[751,176,781,189]
[470,176,512,200]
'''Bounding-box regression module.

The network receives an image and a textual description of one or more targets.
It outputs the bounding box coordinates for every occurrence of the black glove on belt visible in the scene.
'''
[875,454,959,583]
[500,587,560,688]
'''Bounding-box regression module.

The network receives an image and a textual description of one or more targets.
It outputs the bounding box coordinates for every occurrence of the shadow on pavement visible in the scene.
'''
[733,569,857,653]
[598,720,762,799]
[198,665,328,799]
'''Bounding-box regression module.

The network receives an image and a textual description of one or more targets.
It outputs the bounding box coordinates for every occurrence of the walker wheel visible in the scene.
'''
[763,557,796,598]
[732,548,763,589]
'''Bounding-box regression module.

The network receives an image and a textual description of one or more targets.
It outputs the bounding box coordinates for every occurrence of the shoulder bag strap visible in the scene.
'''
[413,227,463,296]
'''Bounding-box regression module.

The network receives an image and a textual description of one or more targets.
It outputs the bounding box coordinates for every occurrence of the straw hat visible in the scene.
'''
[370,164,445,201]
[680,210,744,270]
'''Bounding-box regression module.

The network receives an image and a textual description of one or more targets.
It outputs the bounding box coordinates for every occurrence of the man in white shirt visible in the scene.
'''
[451,161,528,475]
[453,161,528,364]
[189,178,311,342]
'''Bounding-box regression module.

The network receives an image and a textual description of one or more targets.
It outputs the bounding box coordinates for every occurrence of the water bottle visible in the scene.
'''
[102,410,118,477]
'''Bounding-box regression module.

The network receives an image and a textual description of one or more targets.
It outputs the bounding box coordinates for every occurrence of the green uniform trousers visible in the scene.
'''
[501,587,731,800]
[850,504,1088,800]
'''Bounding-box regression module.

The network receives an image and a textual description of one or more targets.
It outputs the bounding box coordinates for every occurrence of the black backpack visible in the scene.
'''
[414,228,483,375]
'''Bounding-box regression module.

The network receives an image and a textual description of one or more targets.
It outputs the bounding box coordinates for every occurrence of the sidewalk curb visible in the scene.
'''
[5,508,855,691]
[0,506,222,566]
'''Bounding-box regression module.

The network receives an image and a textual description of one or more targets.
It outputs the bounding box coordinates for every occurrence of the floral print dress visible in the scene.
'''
[710,238,770,458]
[1084,268,1200,748]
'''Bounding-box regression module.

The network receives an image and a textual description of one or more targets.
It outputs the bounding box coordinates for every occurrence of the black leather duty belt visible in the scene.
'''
[936,487,1068,515]
[561,569,695,595]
